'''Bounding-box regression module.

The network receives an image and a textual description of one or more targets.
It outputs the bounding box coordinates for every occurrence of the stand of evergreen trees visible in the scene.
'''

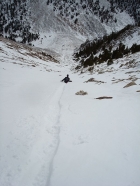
[46,0,120,25]
[0,0,39,44]
[74,25,140,68]
[46,0,140,26]
[108,0,140,26]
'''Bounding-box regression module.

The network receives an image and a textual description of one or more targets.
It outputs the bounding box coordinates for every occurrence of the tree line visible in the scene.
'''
[74,25,140,68]
[0,0,39,44]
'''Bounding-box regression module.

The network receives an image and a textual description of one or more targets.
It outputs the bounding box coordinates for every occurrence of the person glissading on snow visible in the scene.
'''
[61,74,72,83]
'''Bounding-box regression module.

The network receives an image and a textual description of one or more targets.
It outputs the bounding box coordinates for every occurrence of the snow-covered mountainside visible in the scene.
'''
[73,25,140,70]
[0,0,138,53]
[0,35,140,186]
[1,0,139,63]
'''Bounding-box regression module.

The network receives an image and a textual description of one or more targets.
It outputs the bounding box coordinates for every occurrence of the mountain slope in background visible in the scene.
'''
[73,25,140,70]
[0,0,138,59]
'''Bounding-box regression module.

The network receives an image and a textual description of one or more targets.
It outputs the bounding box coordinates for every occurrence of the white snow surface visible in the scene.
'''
[0,37,140,186]
[124,30,140,48]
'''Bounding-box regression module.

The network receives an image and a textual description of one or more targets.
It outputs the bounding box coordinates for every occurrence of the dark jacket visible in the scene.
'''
[61,76,72,83]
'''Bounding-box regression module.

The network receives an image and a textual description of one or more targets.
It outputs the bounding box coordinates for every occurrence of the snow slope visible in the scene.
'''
[0,38,140,186]
[29,0,135,60]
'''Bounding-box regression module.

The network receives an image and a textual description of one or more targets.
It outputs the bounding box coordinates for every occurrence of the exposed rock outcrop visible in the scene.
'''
[95,96,113,100]
[123,81,137,88]
[75,90,88,95]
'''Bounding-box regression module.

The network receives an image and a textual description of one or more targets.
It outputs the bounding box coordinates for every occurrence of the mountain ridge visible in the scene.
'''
[0,0,138,44]
[0,0,139,65]
[73,25,140,70]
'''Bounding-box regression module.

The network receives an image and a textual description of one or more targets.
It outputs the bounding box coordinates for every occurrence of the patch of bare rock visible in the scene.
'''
[123,81,137,88]
[84,78,105,84]
[112,75,139,84]
[75,90,88,95]
[95,96,113,100]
